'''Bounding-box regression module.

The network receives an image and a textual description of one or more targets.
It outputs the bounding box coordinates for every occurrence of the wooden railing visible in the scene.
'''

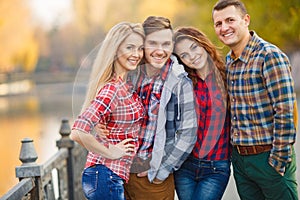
[0,119,88,200]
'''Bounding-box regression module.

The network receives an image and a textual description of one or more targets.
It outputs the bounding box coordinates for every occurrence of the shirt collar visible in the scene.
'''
[229,30,258,64]
[112,73,134,92]
[189,69,214,81]
[140,59,172,81]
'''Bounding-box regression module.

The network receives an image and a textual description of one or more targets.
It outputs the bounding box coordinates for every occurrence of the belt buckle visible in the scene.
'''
[236,146,241,154]
[251,146,257,154]
[236,145,249,155]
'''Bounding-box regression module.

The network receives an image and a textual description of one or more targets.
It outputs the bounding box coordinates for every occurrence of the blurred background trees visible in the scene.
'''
[0,0,38,73]
[0,0,299,75]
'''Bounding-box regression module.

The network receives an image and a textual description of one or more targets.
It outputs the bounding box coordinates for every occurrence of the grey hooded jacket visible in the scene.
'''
[147,55,197,182]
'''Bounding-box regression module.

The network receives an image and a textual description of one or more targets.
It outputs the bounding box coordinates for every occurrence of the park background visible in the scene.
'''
[0,0,299,199]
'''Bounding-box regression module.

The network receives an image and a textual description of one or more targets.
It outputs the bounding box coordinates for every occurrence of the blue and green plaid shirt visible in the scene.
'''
[226,31,296,174]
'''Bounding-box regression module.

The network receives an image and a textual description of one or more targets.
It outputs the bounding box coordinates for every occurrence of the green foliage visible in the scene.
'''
[247,0,300,52]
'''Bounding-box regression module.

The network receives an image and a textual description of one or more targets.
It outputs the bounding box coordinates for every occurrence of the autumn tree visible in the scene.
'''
[0,0,38,73]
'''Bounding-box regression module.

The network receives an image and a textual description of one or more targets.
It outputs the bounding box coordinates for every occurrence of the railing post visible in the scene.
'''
[56,118,75,200]
[15,138,43,199]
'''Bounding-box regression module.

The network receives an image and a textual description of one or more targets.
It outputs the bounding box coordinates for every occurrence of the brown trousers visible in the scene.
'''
[124,173,175,200]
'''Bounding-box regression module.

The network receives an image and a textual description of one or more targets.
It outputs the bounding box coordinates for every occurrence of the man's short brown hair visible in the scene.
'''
[142,16,173,36]
[212,0,247,16]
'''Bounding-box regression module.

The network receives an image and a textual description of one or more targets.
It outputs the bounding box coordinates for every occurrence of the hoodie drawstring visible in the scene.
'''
[177,79,181,121]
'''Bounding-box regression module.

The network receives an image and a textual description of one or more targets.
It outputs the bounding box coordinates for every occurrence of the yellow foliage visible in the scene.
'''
[0,0,38,73]
[81,0,186,32]
[15,37,39,73]
[138,0,186,20]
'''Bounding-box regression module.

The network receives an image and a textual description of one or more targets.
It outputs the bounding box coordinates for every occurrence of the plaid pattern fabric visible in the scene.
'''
[135,61,171,161]
[226,31,296,173]
[148,55,197,181]
[191,72,230,160]
[72,78,145,182]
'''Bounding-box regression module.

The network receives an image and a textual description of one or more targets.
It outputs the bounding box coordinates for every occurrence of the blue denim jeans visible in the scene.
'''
[82,164,125,200]
[174,156,231,200]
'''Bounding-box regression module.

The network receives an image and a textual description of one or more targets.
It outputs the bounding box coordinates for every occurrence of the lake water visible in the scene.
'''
[0,82,299,199]
[0,82,78,196]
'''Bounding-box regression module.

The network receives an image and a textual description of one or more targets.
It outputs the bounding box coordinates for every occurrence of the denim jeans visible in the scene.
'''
[82,164,125,200]
[174,156,231,200]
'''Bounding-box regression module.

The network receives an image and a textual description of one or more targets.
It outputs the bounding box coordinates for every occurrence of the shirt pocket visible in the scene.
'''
[211,93,226,113]
[243,70,267,103]
[148,93,160,118]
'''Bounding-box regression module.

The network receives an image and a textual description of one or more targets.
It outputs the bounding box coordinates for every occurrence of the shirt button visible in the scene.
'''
[233,116,237,120]
[231,80,234,85]
[232,98,235,102]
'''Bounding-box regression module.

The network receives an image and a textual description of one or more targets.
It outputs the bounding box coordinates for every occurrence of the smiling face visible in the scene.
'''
[213,5,250,55]
[114,32,144,77]
[144,29,174,71]
[175,38,208,73]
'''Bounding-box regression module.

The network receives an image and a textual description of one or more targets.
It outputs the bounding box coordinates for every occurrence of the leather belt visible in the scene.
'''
[235,144,272,156]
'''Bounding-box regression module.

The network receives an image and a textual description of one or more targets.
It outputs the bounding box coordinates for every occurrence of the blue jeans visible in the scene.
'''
[82,164,125,200]
[174,156,231,200]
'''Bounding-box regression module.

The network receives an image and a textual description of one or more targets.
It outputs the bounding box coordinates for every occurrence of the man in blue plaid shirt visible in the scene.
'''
[213,0,298,199]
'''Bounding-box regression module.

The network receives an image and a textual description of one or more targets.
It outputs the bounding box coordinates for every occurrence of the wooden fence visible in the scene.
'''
[0,119,88,200]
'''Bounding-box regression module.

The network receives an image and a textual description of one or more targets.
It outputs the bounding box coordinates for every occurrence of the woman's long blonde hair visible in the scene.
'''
[81,22,144,112]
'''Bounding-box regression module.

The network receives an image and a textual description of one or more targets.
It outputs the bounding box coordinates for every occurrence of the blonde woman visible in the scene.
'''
[70,22,145,200]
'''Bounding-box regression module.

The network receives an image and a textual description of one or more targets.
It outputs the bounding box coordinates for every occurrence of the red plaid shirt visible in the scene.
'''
[72,77,145,182]
[134,61,171,163]
[192,71,230,160]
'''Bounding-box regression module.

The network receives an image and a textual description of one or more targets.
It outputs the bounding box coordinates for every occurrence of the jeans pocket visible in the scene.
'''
[109,173,125,200]
[213,161,231,177]
[82,167,98,198]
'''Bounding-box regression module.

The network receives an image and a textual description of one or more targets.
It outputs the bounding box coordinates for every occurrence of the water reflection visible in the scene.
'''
[0,82,78,196]
[0,79,34,96]
[0,114,42,194]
